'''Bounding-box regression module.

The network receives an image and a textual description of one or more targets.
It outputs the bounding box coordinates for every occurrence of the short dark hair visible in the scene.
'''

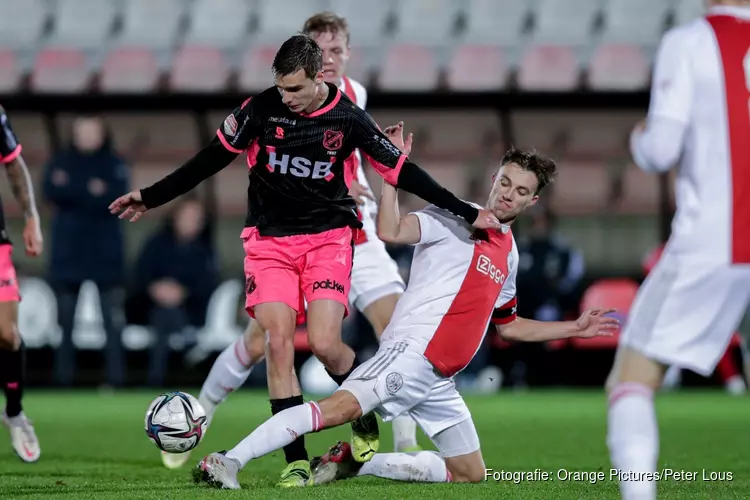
[500,147,557,194]
[303,12,350,44]
[272,34,322,80]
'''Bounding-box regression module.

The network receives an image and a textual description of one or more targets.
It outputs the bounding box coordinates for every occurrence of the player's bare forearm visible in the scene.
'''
[376,181,421,245]
[140,139,237,209]
[5,156,39,220]
[497,317,579,342]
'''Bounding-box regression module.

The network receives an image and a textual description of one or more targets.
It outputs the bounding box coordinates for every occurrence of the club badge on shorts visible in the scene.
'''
[385,372,403,395]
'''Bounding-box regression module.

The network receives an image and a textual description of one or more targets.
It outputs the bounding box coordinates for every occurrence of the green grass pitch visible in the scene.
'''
[0,390,747,499]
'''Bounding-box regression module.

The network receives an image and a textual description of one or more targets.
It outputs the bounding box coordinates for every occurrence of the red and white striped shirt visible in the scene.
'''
[339,75,377,245]
[380,204,518,377]
[631,5,750,264]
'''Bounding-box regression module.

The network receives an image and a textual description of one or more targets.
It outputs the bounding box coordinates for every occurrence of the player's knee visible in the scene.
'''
[0,321,19,350]
[446,459,485,483]
[264,324,295,367]
[307,329,341,363]
[452,468,485,483]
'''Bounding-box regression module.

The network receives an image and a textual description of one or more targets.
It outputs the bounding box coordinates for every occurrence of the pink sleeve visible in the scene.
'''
[0,144,21,164]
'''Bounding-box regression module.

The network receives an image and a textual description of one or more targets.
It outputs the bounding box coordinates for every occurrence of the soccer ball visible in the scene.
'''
[299,355,338,395]
[145,391,207,453]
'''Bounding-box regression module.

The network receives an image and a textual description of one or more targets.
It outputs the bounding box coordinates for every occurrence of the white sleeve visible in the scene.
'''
[628,28,694,173]
[359,85,368,110]
[648,28,694,125]
[495,241,518,309]
[410,207,447,246]
[630,116,687,173]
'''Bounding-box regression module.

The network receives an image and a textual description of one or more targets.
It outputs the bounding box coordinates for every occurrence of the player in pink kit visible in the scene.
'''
[605,2,750,499]
[112,34,498,486]
[193,126,619,489]
[0,106,44,463]
[178,13,417,473]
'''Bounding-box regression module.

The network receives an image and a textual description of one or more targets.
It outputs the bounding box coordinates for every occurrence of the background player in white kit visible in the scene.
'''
[193,125,620,489]
[162,12,415,470]
[605,2,750,499]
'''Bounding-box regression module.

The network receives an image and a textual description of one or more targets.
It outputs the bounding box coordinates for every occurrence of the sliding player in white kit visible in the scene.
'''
[193,125,620,489]
[162,12,413,470]
[605,2,750,499]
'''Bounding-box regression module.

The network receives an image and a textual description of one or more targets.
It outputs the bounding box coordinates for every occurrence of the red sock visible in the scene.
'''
[716,348,739,383]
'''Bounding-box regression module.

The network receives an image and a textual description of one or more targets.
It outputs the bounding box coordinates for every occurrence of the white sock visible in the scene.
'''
[607,383,658,500]
[225,401,323,468]
[392,416,418,450]
[358,451,450,482]
[198,338,255,426]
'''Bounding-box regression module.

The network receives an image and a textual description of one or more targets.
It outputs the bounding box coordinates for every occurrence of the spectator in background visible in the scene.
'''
[43,115,129,388]
[513,205,585,387]
[133,196,218,387]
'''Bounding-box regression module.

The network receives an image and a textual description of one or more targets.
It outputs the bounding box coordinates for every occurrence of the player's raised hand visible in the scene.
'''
[22,216,43,257]
[109,190,148,222]
[631,118,647,136]
[383,121,413,156]
[575,308,620,338]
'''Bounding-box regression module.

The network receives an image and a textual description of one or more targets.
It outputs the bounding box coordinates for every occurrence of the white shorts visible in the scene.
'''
[349,238,405,312]
[620,252,750,377]
[338,340,479,457]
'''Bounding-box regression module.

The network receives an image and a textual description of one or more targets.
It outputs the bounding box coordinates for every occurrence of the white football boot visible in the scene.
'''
[194,452,241,489]
[3,412,40,463]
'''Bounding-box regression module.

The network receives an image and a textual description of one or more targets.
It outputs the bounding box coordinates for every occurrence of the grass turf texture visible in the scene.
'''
[0,390,747,499]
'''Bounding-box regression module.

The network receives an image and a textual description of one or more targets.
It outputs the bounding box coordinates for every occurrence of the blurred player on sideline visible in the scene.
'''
[605,2,750,499]
[173,13,420,473]
[0,106,44,462]
[193,126,619,489]
[110,35,500,486]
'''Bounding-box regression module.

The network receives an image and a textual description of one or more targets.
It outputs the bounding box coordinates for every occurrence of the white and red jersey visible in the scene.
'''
[632,5,750,265]
[339,75,378,245]
[380,204,519,377]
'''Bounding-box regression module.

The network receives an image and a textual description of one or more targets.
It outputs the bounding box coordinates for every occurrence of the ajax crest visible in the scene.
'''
[385,372,403,394]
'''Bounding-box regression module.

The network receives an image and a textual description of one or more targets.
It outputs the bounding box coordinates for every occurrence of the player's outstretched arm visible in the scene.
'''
[109,138,237,222]
[355,117,500,231]
[497,308,619,342]
[376,180,422,245]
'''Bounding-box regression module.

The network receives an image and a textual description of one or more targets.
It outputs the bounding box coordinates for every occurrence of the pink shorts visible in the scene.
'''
[241,226,354,325]
[0,244,20,302]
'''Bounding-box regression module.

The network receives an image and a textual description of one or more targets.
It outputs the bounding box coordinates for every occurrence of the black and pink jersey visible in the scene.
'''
[0,107,21,244]
[140,83,479,238]
[216,83,407,237]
